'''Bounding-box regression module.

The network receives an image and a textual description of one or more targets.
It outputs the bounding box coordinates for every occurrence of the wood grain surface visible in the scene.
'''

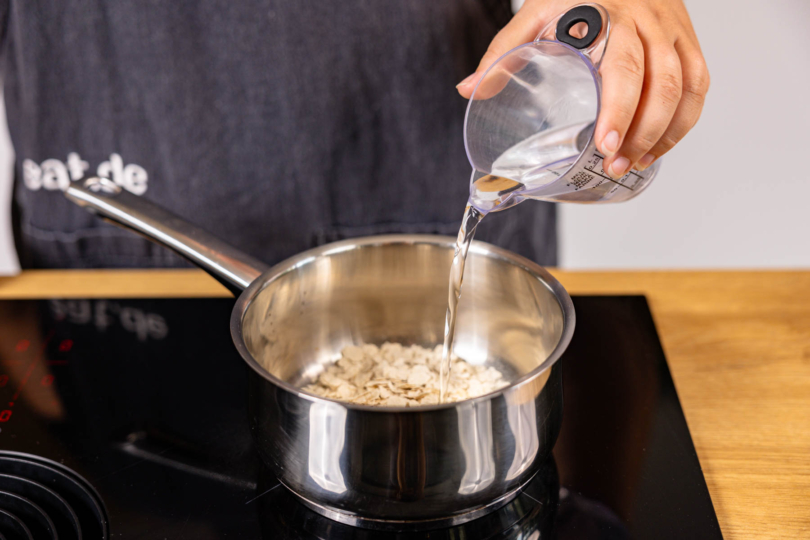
[1,269,808,538]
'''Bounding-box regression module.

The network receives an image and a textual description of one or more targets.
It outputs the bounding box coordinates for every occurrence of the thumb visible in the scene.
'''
[456,0,571,98]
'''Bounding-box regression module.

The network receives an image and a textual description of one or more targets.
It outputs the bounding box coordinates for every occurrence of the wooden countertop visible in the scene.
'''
[1,269,809,538]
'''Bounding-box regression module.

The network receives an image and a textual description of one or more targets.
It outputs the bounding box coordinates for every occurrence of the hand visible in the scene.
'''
[457,0,710,179]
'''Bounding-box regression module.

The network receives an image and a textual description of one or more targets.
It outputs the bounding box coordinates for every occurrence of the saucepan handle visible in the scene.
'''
[65,177,269,293]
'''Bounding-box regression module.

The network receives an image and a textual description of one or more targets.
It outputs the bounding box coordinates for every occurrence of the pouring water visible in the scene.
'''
[438,4,662,399]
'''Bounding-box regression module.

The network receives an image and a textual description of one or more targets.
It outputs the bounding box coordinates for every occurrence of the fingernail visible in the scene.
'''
[637,153,656,170]
[456,73,477,88]
[601,130,620,156]
[608,157,630,179]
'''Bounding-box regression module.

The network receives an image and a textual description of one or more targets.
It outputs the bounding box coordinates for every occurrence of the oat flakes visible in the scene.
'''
[303,342,508,406]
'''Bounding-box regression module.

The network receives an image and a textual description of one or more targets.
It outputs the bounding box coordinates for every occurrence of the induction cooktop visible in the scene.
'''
[0,296,722,539]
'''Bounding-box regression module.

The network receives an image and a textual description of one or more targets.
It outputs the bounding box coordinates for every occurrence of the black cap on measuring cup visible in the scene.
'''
[556,5,602,50]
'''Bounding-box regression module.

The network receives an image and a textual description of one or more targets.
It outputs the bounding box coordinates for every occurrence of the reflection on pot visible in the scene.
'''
[259,457,560,539]
[308,402,348,494]
[457,400,496,495]
[505,375,546,482]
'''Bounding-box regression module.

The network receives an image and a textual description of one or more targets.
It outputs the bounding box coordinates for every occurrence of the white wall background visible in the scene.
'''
[560,0,810,268]
[1,0,808,273]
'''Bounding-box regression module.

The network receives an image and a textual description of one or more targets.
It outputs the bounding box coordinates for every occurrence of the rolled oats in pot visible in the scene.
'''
[303,342,508,406]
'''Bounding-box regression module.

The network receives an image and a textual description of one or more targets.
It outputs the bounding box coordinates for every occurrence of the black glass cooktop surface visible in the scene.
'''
[0,296,722,539]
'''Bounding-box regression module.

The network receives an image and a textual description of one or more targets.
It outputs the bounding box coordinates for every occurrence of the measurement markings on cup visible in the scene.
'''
[583,154,637,191]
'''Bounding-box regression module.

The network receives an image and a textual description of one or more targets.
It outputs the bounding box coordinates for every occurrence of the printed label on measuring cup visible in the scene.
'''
[525,150,658,204]
[578,153,648,191]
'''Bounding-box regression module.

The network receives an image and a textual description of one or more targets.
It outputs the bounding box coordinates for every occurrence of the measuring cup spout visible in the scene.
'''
[65,177,269,293]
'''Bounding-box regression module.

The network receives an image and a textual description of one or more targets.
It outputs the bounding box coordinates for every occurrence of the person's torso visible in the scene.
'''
[2,0,556,269]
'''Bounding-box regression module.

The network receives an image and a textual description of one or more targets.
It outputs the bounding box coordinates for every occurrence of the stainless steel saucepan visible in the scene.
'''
[65,177,575,530]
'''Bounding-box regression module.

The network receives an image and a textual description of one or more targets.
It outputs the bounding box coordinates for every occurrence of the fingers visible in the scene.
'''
[457,0,560,98]
[638,41,710,169]
[470,48,534,100]
[459,0,709,177]
[593,22,645,166]
[602,38,684,177]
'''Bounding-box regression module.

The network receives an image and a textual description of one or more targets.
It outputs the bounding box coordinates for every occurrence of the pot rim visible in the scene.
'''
[230,234,575,413]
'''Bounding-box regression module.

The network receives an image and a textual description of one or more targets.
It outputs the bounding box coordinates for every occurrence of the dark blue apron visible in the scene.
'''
[3,0,556,269]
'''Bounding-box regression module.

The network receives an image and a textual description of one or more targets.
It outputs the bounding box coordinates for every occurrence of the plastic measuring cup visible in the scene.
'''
[464,3,661,213]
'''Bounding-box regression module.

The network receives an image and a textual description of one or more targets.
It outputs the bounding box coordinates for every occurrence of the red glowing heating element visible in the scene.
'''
[58,339,73,352]
[15,340,30,352]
